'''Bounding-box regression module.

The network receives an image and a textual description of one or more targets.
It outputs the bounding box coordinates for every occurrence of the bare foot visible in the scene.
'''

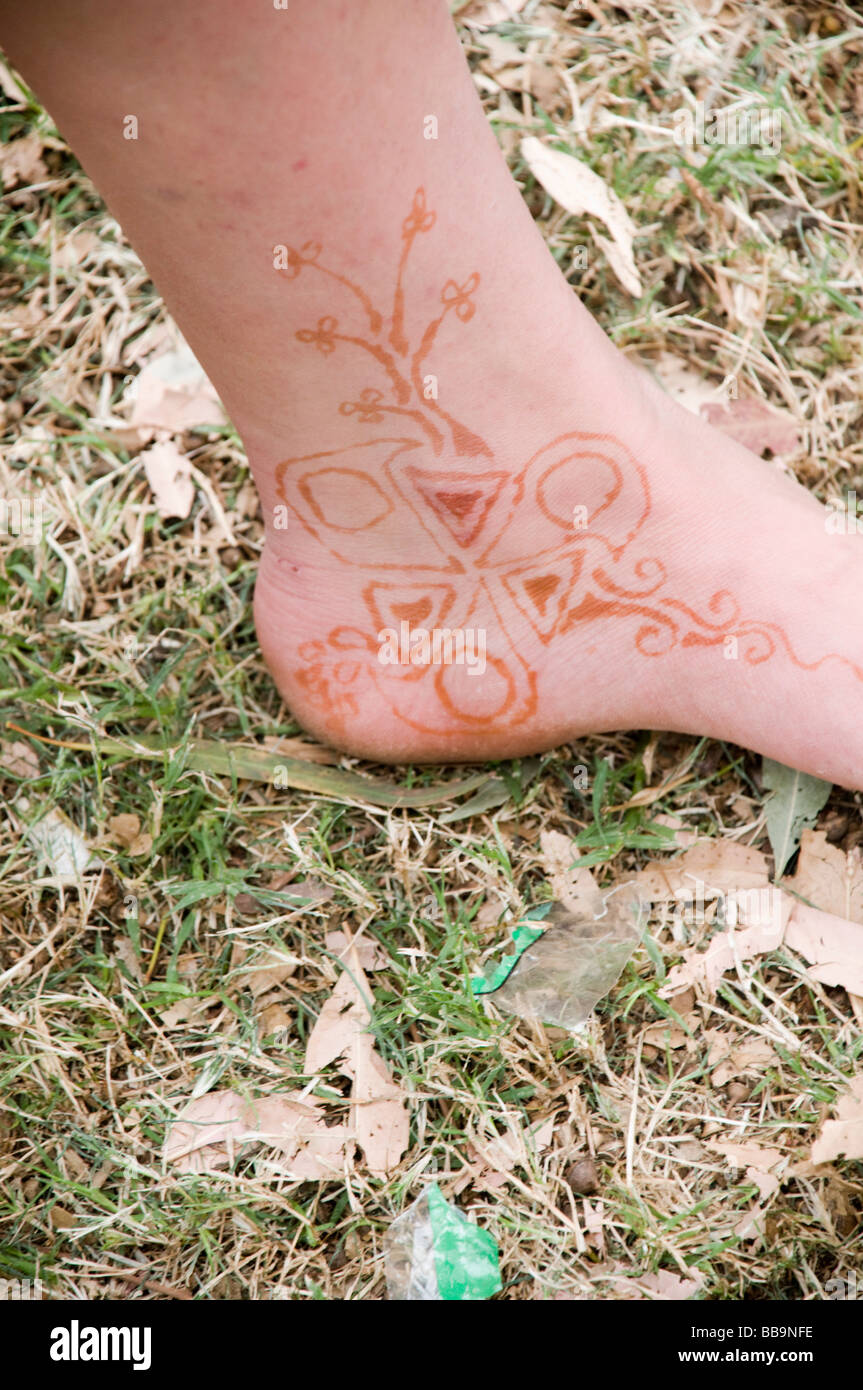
[251,187,863,785]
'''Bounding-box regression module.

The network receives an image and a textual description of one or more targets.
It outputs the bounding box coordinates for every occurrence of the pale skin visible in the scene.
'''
[3,1,862,784]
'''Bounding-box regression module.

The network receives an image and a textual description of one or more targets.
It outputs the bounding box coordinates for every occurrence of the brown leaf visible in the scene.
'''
[783,898,863,996]
[811,1075,863,1164]
[700,397,801,459]
[0,133,48,190]
[325,930,389,972]
[787,828,863,924]
[235,945,298,999]
[108,813,141,846]
[126,343,226,435]
[520,137,642,297]
[164,1088,350,1177]
[461,0,529,28]
[635,838,771,901]
[141,440,195,520]
[304,947,409,1176]
[164,1090,248,1173]
[705,1032,777,1088]
[107,812,153,857]
[0,739,40,779]
[539,829,603,917]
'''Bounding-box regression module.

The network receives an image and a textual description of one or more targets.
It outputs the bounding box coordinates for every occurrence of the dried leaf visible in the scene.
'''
[107,812,153,857]
[539,829,603,917]
[141,440,195,520]
[164,1090,248,1173]
[461,0,529,28]
[25,806,102,878]
[126,343,225,435]
[783,898,863,995]
[304,967,369,1073]
[164,1088,349,1177]
[661,909,788,998]
[0,133,47,190]
[325,930,389,972]
[234,944,298,999]
[521,136,642,296]
[811,1075,863,1164]
[700,397,801,459]
[304,948,408,1176]
[0,739,40,779]
[635,838,771,901]
[705,1032,777,1087]
[787,829,863,924]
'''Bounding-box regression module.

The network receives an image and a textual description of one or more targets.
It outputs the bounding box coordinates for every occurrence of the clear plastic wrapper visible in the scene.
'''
[473,884,647,1030]
[384,1184,501,1301]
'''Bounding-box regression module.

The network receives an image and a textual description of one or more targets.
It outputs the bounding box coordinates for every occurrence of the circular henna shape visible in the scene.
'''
[435,654,516,724]
[299,467,394,532]
[537,451,621,531]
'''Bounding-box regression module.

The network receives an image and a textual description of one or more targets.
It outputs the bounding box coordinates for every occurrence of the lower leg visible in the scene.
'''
[3,1,862,783]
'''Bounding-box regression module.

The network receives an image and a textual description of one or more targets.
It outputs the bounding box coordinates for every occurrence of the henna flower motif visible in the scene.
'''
[441,273,480,322]
[296,314,339,355]
[281,240,321,280]
[401,187,436,239]
[339,387,386,423]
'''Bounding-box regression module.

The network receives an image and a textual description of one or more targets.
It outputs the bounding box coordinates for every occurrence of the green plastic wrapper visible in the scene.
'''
[384,1184,502,1301]
[472,884,647,1030]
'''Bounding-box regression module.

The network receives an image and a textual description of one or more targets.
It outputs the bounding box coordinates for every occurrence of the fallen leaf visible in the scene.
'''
[468,1114,555,1193]
[164,1090,248,1173]
[141,440,195,520]
[700,397,801,460]
[787,829,863,925]
[708,1141,785,1234]
[159,997,207,1027]
[633,1269,705,1300]
[635,838,771,902]
[811,1075,863,1163]
[25,806,102,878]
[762,759,832,876]
[113,937,143,984]
[325,930,389,972]
[539,829,603,917]
[126,343,226,435]
[257,1001,292,1037]
[164,1088,350,1177]
[350,1037,409,1178]
[0,132,47,190]
[647,352,726,415]
[704,1032,776,1087]
[660,900,790,999]
[304,947,409,1176]
[234,945,298,999]
[305,967,369,1073]
[520,136,642,296]
[0,739,40,779]
[783,898,863,996]
[245,1095,349,1178]
[107,812,153,857]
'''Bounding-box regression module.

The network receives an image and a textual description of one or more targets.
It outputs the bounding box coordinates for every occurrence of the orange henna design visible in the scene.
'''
[274,189,863,740]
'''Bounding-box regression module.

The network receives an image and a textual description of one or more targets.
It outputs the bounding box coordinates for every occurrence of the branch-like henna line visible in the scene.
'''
[275,188,863,739]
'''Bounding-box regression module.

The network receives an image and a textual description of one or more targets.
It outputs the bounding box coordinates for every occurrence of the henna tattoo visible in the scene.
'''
[275,189,863,739]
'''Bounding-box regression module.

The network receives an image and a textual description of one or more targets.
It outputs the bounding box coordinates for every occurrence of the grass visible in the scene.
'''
[1,0,863,1300]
